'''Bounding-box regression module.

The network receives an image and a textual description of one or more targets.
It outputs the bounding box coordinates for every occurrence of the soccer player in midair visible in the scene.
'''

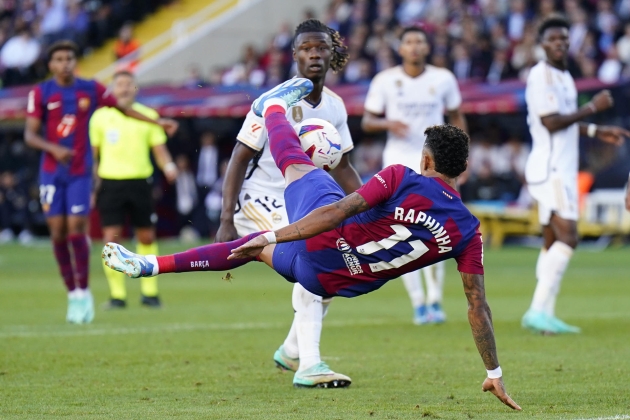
[215,19,361,387]
[362,27,467,325]
[104,79,521,411]
[25,41,178,324]
[521,16,629,334]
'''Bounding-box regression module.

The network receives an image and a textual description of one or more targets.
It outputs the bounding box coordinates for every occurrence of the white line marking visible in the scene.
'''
[0,319,393,339]
[574,416,630,420]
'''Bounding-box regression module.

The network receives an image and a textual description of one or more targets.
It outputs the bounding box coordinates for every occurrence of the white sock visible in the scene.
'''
[293,283,323,372]
[542,242,573,316]
[401,271,425,308]
[424,261,445,304]
[282,284,301,359]
[145,255,159,276]
[530,243,573,314]
[262,98,288,115]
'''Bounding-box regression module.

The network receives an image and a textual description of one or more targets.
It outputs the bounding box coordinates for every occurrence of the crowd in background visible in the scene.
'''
[187,0,630,88]
[0,0,162,87]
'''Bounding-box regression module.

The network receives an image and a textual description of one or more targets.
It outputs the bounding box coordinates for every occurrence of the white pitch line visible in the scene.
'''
[574,416,630,420]
[0,318,393,339]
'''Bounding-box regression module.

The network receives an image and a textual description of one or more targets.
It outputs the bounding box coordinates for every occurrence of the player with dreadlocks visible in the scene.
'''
[214,19,362,388]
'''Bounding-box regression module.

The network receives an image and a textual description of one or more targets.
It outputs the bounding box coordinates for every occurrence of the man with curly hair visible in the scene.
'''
[362,26,467,326]
[104,80,520,411]
[214,19,362,387]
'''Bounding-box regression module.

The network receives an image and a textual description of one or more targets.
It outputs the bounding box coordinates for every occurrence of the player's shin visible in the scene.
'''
[293,284,323,372]
[53,239,76,291]
[102,259,126,300]
[69,234,90,290]
[264,109,314,176]
[154,232,265,274]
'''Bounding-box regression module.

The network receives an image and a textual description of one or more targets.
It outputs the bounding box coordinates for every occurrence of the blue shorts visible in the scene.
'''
[272,169,344,297]
[39,171,91,217]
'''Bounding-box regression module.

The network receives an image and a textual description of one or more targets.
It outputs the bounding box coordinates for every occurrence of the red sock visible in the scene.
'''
[53,239,75,291]
[265,109,314,176]
[156,232,264,274]
[68,234,90,289]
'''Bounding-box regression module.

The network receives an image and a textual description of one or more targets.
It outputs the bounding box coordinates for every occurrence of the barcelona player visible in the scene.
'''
[25,41,177,324]
[103,79,520,410]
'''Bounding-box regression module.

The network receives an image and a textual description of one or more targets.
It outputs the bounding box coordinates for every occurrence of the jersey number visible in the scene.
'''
[356,225,429,273]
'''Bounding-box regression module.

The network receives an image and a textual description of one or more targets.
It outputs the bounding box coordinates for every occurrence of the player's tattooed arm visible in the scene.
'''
[460,272,499,370]
[274,192,370,243]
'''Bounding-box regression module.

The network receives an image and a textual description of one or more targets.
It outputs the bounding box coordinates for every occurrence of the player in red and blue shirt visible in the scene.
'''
[24,41,178,324]
[102,80,519,408]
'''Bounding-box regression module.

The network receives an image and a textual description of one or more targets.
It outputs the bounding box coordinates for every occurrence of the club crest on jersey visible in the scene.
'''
[292,106,303,123]
[56,114,77,138]
[78,97,91,111]
[271,212,283,224]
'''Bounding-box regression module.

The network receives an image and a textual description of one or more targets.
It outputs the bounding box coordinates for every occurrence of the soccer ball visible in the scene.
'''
[293,118,342,171]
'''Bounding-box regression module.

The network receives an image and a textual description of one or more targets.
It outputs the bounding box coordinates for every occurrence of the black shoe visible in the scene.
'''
[102,298,126,310]
[141,295,161,308]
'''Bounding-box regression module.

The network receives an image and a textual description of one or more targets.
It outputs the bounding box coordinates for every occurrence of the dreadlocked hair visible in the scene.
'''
[294,19,349,73]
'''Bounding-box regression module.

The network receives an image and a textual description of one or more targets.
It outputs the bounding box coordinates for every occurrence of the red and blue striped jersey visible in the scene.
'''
[27,78,117,176]
[306,165,483,297]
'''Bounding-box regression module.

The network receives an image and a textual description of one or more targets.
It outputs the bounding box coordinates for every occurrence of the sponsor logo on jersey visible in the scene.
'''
[292,106,303,123]
[271,212,283,224]
[78,97,91,111]
[56,114,77,138]
[374,174,387,188]
[336,237,363,275]
[191,260,210,268]
[336,238,352,253]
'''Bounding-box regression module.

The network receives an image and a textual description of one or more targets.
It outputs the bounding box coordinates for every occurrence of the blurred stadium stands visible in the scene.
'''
[1,0,630,244]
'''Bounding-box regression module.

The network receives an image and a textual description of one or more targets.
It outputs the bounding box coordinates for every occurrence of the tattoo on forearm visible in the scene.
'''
[338,193,370,217]
[461,273,499,369]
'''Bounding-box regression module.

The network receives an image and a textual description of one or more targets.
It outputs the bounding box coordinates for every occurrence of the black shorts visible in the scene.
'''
[97,178,155,228]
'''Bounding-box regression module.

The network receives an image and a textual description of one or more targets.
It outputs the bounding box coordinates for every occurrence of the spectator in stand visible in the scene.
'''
[184,65,207,89]
[507,0,527,42]
[616,22,630,65]
[64,0,89,53]
[451,42,474,81]
[114,22,140,71]
[486,48,515,85]
[39,0,66,46]
[0,26,40,87]
[196,131,218,204]
[598,46,622,83]
[174,154,198,239]
[351,138,384,183]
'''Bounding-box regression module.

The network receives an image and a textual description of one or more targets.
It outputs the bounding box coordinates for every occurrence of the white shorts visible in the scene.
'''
[233,189,289,236]
[383,144,423,172]
[527,175,578,225]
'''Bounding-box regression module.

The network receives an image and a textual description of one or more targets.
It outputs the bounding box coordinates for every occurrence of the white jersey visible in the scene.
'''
[364,65,462,169]
[236,87,354,198]
[524,61,579,184]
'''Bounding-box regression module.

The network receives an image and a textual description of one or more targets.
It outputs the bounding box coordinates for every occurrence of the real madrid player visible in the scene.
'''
[91,71,178,309]
[214,20,362,387]
[521,15,629,334]
[362,27,467,325]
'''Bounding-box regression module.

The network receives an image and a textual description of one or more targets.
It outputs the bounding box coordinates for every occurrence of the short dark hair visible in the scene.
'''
[293,19,349,73]
[47,40,79,62]
[424,124,469,178]
[113,70,135,80]
[538,14,570,39]
[399,26,428,41]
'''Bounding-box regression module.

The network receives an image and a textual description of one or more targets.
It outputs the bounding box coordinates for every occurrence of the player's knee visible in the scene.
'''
[556,231,578,248]
[50,230,67,242]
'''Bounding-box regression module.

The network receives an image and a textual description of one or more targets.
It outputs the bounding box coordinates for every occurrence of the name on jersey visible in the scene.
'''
[394,207,452,253]
[191,260,209,269]
[396,101,439,118]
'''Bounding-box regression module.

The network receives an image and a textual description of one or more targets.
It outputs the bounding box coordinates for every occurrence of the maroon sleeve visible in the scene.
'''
[95,81,118,108]
[456,228,484,275]
[26,86,43,119]
[355,164,406,208]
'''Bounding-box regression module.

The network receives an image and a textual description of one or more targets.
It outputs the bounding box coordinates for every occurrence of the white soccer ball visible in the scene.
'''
[293,118,343,171]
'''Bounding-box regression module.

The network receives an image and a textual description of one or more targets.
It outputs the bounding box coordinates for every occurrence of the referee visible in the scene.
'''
[90,71,177,308]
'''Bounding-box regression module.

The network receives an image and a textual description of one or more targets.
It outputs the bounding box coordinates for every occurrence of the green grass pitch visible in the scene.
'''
[0,242,629,419]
